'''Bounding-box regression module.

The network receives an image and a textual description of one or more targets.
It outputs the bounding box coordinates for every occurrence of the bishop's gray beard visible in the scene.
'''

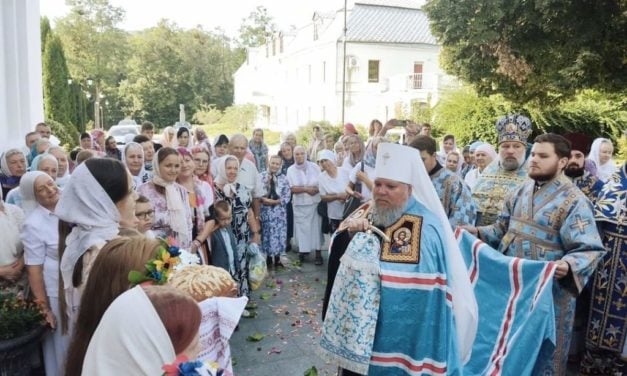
[372,203,406,228]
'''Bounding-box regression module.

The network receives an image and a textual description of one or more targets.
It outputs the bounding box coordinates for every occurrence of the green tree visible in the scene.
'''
[220,104,258,132]
[40,16,51,54]
[42,34,74,129]
[55,0,130,126]
[238,6,277,47]
[424,0,627,104]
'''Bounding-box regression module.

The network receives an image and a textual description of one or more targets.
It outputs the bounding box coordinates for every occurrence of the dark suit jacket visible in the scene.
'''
[210,226,239,278]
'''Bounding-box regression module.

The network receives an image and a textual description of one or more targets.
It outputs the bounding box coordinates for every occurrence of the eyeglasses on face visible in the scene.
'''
[136,210,155,219]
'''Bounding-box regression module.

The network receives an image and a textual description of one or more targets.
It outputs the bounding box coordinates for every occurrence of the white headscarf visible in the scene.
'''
[82,286,176,375]
[56,162,120,287]
[19,171,48,216]
[589,138,617,182]
[213,155,239,197]
[374,142,478,363]
[474,143,497,163]
[48,146,71,187]
[122,142,149,189]
[0,149,26,177]
[30,153,58,179]
[151,148,189,238]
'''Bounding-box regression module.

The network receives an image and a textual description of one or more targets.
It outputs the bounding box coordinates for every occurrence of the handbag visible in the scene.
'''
[317,201,328,217]
[342,160,365,219]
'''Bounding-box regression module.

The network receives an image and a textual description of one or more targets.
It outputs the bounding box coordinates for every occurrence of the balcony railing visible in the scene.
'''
[409,73,423,90]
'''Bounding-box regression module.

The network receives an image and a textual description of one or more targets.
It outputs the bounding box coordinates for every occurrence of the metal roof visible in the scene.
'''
[346,2,437,45]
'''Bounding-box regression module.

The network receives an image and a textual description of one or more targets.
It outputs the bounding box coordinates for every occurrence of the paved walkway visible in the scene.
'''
[231,250,336,376]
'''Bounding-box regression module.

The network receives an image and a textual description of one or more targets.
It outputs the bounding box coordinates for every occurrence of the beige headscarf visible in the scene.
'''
[152,149,189,243]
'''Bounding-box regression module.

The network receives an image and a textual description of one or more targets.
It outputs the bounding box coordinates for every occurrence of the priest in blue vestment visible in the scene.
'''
[409,135,477,229]
[321,143,477,375]
[581,162,627,375]
[472,114,531,226]
[465,133,606,375]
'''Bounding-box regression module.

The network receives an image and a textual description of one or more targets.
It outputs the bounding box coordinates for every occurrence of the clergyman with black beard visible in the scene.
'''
[563,132,604,204]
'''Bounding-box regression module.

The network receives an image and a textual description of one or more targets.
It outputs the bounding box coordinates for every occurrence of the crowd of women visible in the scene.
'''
[0,119,621,375]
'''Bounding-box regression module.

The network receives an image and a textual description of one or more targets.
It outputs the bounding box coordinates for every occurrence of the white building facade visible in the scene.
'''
[234,0,455,132]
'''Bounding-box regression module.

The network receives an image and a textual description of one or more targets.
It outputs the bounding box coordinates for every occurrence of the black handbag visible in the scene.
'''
[342,160,365,219]
[317,201,328,217]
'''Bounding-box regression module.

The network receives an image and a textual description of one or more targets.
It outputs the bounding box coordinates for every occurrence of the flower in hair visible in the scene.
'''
[128,239,181,285]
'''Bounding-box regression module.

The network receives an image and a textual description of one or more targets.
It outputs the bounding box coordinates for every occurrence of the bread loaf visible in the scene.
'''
[167,265,238,301]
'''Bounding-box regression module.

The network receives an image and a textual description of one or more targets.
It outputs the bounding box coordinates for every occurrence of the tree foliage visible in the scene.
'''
[433,86,627,146]
[424,0,627,104]
[238,6,277,48]
[42,32,78,143]
[54,0,246,128]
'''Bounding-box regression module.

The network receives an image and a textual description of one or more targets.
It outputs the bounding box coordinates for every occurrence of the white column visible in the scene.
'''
[0,0,43,152]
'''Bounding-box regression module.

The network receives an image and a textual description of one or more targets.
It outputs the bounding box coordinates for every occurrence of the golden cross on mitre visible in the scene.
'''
[382,152,391,165]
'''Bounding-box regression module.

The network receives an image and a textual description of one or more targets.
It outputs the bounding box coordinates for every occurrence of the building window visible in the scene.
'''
[279,34,284,53]
[308,65,312,84]
[314,23,319,41]
[413,63,423,89]
[272,38,276,56]
[368,60,379,83]
[322,106,326,121]
[322,61,326,83]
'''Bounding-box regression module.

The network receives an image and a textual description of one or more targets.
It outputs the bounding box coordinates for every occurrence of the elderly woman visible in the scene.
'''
[48,146,71,188]
[138,147,193,248]
[465,143,497,191]
[5,153,58,207]
[589,138,617,182]
[278,142,295,251]
[260,155,291,267]
[56,158,139,327]
[213,155,260,297]
[20,171,68,376]
[0,189,25,296]
[122,142,151,190]
[249,128,269,172]
[176,148,213,256]
[286,146,323,264]
[191,145,213,186]
[1,149,27,198]
[317,150,349,234]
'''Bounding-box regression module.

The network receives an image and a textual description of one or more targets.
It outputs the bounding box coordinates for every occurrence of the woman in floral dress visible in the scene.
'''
[213,155,260,297]
[260,155,291,267]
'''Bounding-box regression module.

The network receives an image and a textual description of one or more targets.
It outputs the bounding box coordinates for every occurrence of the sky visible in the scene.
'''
[39,0,346,37]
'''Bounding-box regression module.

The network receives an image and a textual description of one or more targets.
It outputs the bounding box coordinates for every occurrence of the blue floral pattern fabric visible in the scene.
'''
[320,232,381,375]
[259,172,291,257]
